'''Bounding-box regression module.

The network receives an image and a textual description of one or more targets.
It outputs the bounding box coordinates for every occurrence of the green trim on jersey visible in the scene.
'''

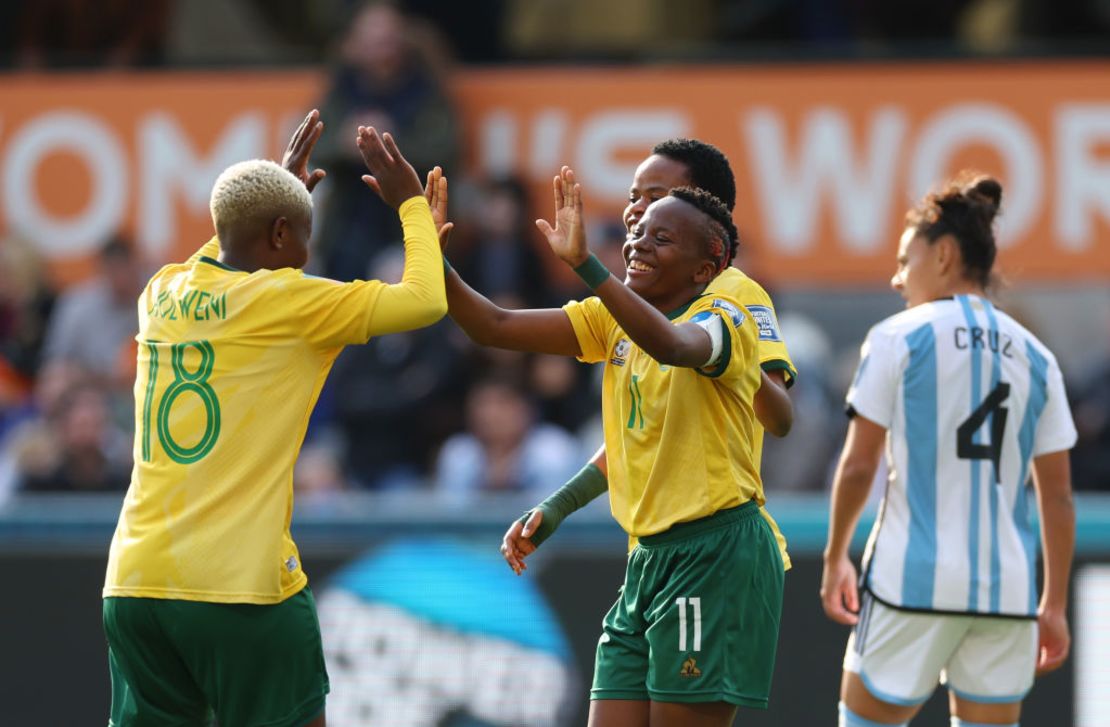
[198,256,241,273]
[760,359,798,388]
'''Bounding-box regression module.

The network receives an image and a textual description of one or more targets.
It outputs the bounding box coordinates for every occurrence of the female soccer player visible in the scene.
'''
[101,113,447,727]
[444,166,784,727]
[821,174,1076,727]
[483,139,796,571]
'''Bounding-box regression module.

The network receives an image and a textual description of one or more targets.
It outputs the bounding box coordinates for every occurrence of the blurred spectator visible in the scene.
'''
[15,379,131,493]
[313,0,459,281]
[329,247,470,489]
[761,311,843,492]
[1071,359,1110,491]
[434,376,581,503]
[42,235,143,391]
[11,0,172,68]
[448,175,556,308]
[0,236,55,442]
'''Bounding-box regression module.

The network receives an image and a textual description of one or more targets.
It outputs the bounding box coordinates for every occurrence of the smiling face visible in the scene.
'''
[622,196,718,311]
[623,154,693,233]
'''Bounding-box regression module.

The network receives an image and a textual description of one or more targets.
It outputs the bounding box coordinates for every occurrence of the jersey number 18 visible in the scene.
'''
[141,340,222,464]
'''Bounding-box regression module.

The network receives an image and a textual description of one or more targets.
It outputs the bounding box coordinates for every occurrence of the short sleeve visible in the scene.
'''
[562,297,615,364]
[846,324,900,429]
[692,295,758,383]
[1034,357,1078,456]
[273,272,385,349]
[742,288,797,385]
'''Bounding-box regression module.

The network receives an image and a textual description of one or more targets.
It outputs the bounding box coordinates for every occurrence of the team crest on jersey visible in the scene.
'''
[746,305,781,341]
[610,338,631,366]
[711,299,745,329]
[679,656,702,678]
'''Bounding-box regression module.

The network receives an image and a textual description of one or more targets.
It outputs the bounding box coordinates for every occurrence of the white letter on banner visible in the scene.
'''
[910,104,1041,248]
[743,107,907,254]
[577,111,689,200]
[479,109,516,176]
[1055,104,1110,252]
[139,112,265,255]
[3,112,128,257]
[529,109,569,178]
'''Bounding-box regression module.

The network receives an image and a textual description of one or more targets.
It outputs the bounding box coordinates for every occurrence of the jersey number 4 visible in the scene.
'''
[956,381,1010,481]
[141,340,221,464]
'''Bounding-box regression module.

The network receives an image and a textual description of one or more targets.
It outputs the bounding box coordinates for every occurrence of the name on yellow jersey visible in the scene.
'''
[148,289,228,321]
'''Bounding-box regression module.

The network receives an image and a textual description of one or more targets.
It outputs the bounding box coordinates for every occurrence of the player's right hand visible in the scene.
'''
[535,166,589,267]
[820,555,860,625]
[500,510,542,575]
[356,126,424,209]
[424,166,454,252]
[1035,606,1070,675]
[281,109,327,192]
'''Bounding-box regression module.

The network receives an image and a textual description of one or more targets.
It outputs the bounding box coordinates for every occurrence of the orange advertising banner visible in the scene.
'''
[2,63,1109,287]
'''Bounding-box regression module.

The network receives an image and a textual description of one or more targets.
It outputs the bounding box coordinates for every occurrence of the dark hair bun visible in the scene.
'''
[967,176,1003,214]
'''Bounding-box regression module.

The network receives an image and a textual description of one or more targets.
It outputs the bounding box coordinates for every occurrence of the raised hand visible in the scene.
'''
[281,109,327,192]
[424,166,454,252]
[535,166,589,267]
[500,510,543,575]
[356,126,424,209]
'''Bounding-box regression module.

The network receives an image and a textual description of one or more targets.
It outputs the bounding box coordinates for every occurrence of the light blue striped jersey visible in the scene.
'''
[847,295,1076,617]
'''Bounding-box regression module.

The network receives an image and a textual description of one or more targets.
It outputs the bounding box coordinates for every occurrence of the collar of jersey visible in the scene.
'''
[665,293,705,321]
[199,256,243,273]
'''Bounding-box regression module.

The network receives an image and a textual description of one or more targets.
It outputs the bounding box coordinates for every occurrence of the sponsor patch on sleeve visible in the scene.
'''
[746,304,781,341]
[711,298,745,329]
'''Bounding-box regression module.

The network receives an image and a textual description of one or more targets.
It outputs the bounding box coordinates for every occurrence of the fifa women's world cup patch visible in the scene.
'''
[610,338,631,366]
[744,305,781,341]
[711,299,746,329]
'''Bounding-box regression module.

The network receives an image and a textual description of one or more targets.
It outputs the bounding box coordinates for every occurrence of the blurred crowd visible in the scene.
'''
[2,0,1110,505]
[3,0,1110,69]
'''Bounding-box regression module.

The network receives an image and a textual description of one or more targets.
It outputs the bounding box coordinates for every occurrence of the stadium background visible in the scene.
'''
[1,1,1109,725]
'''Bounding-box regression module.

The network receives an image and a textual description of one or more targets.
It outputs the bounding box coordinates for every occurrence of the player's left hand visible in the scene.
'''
[536,166,588,267]
[281,109,327,192]
[1035,605,1070,675]
[820,555,860,625]
[424,166,454,252]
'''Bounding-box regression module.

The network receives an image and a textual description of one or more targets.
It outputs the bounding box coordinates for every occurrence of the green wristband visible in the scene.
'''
[519,463,608,548]
[573,254,611,290]
[443,256,453,274]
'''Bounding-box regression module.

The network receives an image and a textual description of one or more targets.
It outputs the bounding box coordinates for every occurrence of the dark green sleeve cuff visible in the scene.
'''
[519,463,608,547]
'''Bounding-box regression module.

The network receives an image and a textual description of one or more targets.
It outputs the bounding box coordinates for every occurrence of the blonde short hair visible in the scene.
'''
[209,159,312,231]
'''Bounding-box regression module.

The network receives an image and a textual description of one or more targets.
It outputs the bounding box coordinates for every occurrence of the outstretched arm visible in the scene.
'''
[357,126,446,334]
[1031,449,1074,675]
[537,167,712,368]
[422,167,582,357]
[821,414,885,625]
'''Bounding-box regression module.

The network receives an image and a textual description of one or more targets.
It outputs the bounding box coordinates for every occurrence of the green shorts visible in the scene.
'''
[591,501,785,708]
[103,587,330,727]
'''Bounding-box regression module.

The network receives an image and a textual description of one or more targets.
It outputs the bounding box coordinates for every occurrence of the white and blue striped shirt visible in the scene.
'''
[847,295,1076,617]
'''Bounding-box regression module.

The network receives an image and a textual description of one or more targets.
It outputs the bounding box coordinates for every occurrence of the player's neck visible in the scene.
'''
[217,249,263,274]
[938,279,987,301]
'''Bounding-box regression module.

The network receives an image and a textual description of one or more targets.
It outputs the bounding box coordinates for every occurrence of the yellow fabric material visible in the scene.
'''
[104,196,443,604]
[563,292,761,538]
[706,267,797,569]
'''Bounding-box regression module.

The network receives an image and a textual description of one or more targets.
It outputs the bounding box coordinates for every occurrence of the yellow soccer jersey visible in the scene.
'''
[104,196,443,604]
[563,293,762,538]
[707,266,797,568]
